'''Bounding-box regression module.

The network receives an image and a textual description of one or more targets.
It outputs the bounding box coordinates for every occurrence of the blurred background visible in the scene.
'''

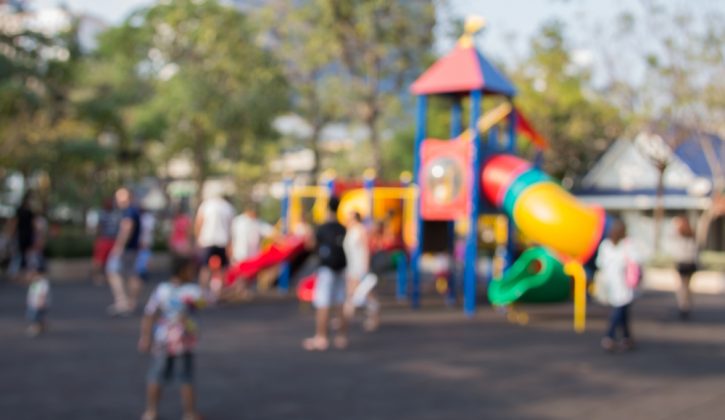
[1,0,724,265]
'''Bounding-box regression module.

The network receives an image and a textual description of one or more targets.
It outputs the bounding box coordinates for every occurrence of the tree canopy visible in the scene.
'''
[1,0,724,224]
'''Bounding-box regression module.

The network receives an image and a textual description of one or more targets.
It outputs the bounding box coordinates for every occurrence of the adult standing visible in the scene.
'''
[135,207,156,282]
[194,189,235,290]
[4,193,37,281]
[169,202,193,257]
[303,197,348,351]
[106,187,143,315]
[92,198,118,286]
[670,215,699,320]
[230,206,275,265]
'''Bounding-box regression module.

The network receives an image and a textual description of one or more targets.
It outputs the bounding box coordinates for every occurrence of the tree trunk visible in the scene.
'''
[365,110,383,176]
[653,164,666,255]
[192,127,208,210]
[309,121,323,184]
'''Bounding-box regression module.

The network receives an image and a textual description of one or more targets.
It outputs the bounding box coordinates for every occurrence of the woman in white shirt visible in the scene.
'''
[596,219,640,352]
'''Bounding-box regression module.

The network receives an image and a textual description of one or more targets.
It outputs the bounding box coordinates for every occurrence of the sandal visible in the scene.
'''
[140,410,157,420]
[333,336,349,350]
[363,317,379,332]
[107,304,132,317]
[620,338,636,351]
[302,336,329,351]
[600,337,616,353]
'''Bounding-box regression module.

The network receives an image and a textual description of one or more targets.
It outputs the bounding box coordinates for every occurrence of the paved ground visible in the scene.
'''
[2,276,725,420]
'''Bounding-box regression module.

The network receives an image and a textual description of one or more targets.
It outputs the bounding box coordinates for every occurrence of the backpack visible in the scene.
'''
[318,222,347,271]
[625,258,641,289]
[624,240,642,289]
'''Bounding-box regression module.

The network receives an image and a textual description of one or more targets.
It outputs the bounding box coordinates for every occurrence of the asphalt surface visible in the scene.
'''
[2,276,725,420]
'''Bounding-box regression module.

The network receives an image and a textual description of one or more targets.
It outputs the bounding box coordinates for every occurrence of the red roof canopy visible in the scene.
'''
[410,46,516,97]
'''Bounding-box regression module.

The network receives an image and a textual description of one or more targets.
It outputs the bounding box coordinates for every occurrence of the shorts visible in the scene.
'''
[18,245,35,270]
[93,238,115,265]
[27,308,46,324]
[313,266,346,309]
[147,352,194,385]
[676,262,698,277]
[106,250,139,277]
[202,246,229,268]
[135,249,152,280]
[21,250,44,272]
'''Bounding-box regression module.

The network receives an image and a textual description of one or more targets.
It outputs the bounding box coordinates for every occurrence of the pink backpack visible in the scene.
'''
[626,260,641,288]
[624,240,641,288]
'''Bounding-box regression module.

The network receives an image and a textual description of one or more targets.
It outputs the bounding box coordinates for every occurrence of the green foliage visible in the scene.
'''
[46,230,94,259]
[319,0,437,174]
[89,0,290,199]
[381,95,451,179]
[259,0,348,180]
[509,20,625,180]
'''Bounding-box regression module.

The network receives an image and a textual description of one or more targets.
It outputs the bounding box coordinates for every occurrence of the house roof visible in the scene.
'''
[577,134,721,200]
[410,45,516,97]
[576,194,710,211]
[674,133,724,178]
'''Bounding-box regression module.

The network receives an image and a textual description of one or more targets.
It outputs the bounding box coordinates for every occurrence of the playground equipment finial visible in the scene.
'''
[458,16,487,48]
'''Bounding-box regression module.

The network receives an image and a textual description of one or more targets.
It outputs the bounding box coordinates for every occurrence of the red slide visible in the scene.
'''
[226,236,306,285]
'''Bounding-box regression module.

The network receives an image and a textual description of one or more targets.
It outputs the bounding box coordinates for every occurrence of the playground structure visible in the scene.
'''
[408,19,607,331]
[278,170,417,299]
[229,19,609,333]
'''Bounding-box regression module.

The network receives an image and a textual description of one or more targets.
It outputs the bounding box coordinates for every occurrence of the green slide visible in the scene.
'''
[488,246,571,306]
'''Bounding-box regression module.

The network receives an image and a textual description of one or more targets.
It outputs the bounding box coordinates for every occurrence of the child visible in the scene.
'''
[26,261,50,337]
[596,218,640,352]
[343,212,379,332]
[303,197,348,351]
[138,256,209,420]
[671,215,698,320]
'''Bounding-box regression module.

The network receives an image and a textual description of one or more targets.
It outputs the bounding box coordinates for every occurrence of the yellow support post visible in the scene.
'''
[564,262,587,333]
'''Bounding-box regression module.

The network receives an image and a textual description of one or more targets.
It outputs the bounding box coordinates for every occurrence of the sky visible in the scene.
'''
[29,0,725,74]
[31,0,151,21]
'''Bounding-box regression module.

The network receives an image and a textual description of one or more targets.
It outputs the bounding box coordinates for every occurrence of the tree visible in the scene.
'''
[597,0,725,252]
[508,21,625,182]
[91,0,289,203]
[0,6,95,208]
[322,0,437,175]
[634,126,690,254]
[259,0,346,182]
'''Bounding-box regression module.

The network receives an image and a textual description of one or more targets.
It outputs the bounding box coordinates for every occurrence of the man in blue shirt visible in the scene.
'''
[106,187,143,316]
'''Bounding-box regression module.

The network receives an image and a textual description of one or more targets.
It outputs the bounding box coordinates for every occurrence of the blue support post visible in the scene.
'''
[363,170,375,227]
[489,126,500,150]
[326,175,336,201]
[447,97,463,306]
[395,251,408,301]
[397,173,412,301]
[505,109,518,269]
[533,150,544,169]
[507,109,517,154]
[278,178,293,293]
[488,126,509,275]
[464,90,482,316]
[450,97,463,137]
[411,95,428,309]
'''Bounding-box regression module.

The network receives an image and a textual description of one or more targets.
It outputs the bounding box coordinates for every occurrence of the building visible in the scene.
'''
[575,133,725,257]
